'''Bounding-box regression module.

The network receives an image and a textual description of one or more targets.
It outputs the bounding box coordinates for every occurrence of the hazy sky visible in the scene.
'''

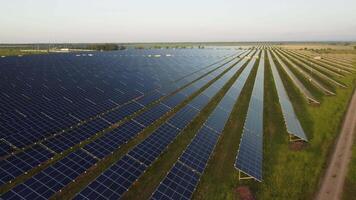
[1,0,356,43]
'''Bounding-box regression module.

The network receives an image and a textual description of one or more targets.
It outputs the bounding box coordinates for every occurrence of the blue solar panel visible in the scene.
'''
[267,51,308,141]
[235,50,265,181]
[162,92,187,108]
[179,125,219,173]
[102,101,144,124]
[42,118,110,153]
[133,103,170,126]
[151,162,199,200]
[137,90,164,106]
[0,140,14,157]
[128,123,180,166]
[1,144,54,185]
[83,120,144,159]
[74,155,145,200]
[2,150,96,199]
[168,105,199,130]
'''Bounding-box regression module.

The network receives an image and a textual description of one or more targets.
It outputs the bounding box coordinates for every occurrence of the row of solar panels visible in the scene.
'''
[1,51,246,199]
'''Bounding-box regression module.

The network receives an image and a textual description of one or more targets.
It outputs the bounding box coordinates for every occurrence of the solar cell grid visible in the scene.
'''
[235,51,265,181]
[133,103,170,126]
[0,144,54,184]
[128,123,180,166]
[102,101,144,124]
[178,125,219,173]
[74,155,146,200]
[83,120,144,159]
[0,140,13,157]
[150,162,199,200]
[161,92,188,108]
[267,51,308,141]
[168,105,199,130]
[2,150,96,200]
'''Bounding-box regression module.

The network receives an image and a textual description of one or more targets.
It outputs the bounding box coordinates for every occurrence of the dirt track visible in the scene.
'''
[315,89,356,200]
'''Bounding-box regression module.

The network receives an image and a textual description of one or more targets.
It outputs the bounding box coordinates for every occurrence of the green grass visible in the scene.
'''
[343,134,356,200]
[0,48,48,56]
[342,61,356,200]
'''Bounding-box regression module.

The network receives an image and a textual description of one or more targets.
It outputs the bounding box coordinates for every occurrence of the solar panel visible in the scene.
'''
[128,123,180,166]
[74,155,145,200]
[179,125,219,173]
[42,118,110,153]
[162,92,187,108]
[1,144,54,184]
[133,103,170,126]
[235,50,265,181]
[83,120,144,159]
[0,140,14,157]
[102,101,144,124]
[2,150,96,199]
[267,51,308,141]
[151,162,199,200]
[136,90,164,106]
[168,105,199,130]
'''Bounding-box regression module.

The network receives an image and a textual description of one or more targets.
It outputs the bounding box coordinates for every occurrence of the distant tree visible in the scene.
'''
[354,46,356,50]
[88,44,124,51]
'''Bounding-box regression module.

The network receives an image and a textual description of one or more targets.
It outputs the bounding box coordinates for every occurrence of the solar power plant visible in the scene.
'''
[0,46,355,200]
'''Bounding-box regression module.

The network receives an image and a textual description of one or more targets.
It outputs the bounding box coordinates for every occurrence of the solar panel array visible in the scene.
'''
[235,50,265,181]
[151,50,258,200]
[1,49,242,199]
[0,49,235,155]
[0,46,321,199]
[73,51,251,199]
[267,51,308,141]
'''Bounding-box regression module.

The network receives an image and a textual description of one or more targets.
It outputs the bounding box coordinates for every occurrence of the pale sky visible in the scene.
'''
[1,0,356,43]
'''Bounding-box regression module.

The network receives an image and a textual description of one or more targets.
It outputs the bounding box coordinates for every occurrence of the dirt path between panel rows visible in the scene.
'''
[315,89,356,200]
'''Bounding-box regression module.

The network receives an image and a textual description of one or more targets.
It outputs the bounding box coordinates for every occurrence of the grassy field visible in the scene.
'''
[342,59,356,200]
[343,135,356,200]
[0,48,48,56]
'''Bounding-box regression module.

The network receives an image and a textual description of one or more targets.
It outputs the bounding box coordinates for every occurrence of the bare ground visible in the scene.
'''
[315,89,356,200]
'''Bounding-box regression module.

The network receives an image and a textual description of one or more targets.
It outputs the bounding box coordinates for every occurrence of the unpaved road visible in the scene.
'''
[316,89,356,200]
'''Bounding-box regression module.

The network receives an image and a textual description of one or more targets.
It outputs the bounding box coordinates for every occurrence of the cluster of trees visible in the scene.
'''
[88,44,126,51]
